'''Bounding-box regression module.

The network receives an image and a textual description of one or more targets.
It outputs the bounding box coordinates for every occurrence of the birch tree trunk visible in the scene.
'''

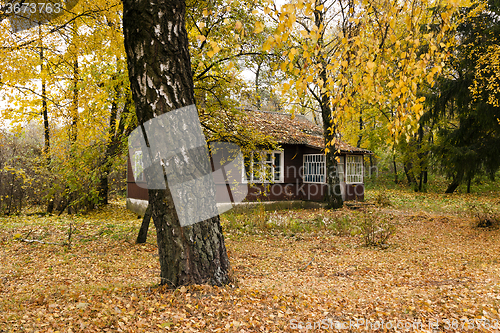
[122,0,230,287]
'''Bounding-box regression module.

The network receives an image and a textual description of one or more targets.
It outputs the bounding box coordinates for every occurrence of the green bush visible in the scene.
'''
[323,215,353,236]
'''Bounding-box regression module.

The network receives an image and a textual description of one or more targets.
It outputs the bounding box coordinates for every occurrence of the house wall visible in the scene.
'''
[126,144,365,206]
[127,157,148,201]
[239,144,327,202]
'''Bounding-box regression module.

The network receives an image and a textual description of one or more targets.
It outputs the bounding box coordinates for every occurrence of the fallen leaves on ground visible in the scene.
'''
[1,196,500,332]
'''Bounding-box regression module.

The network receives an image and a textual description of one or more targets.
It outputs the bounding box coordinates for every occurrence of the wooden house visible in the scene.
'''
[126,111,371,215]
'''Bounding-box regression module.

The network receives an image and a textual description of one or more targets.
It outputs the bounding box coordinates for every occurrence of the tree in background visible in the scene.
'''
[258,0,458,205]
[0,0,136,212]
[430,0,500,193]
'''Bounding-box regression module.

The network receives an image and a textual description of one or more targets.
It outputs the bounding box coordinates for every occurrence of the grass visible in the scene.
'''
[1,188,500,332]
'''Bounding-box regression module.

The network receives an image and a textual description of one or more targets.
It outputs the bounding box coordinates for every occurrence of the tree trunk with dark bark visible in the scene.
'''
[320,83,343,209]
[404,162,417,187]
[122,0,230,287]
[445,181,460,194]
[392,156,398,184]
[136,204,152,244]
[40,37,54,214]
[315,4,343,209]
[445,170,463,194]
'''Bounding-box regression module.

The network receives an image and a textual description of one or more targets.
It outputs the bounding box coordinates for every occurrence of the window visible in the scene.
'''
[346,155,363,183]
[243,151,284,183]
[133,150,144,181]
[337,156,345,183]
[303,154,326,183]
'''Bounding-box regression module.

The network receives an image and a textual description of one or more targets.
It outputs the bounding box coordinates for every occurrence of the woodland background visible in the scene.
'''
[1,0,500,331]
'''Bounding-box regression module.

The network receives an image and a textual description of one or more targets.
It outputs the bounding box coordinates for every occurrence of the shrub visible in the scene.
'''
[267,211,289,228]
[374,192,392,207]
[357,210,397,247]
[469,204,500,228]
[322,215,353,236]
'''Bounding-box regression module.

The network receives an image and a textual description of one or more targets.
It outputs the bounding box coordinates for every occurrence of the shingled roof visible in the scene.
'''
[244,110,371,154]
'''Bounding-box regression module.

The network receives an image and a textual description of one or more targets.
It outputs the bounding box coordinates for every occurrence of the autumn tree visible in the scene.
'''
[257,0,458,206]
[0,0,135,211]
[122,0,230,287]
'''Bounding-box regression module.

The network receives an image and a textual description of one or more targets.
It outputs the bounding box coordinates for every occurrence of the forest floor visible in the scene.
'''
[1,189,500,332]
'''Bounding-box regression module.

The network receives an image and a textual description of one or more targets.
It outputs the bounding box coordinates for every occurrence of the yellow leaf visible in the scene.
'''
[264,6,271,15]
[366,61,375,70]
[196,35,206,42]
[283,82,290,91]
[254,21,264,34]
[235,21,243,31]
[202,9,209,17]
[262,36,274,51]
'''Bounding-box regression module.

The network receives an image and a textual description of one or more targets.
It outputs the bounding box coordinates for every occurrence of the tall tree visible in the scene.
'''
[1,0,136,211]
[122,0,230,287]
[430,0,500,193]
[259,0,457,206]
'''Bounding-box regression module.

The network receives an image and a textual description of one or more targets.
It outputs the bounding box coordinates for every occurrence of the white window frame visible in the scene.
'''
[346,155,363,184]
[303,154,326,183]
[337,155,345,183]
[133,150,144,182]
[242,150,284,183]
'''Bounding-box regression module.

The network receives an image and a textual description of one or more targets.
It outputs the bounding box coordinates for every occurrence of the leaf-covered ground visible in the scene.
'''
[1,191,500,332]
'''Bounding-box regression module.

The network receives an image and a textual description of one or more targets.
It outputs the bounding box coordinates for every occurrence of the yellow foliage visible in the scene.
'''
[254,21,264,34]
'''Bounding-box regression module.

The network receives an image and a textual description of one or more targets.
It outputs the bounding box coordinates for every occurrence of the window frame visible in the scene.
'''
[337,155,345,183]
[345,154,363,184]
[242,150,284,184]
[303,154,326,184]
[133,150,144,182]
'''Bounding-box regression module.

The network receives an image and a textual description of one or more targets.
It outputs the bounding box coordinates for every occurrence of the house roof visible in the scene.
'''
[243,110,372,154]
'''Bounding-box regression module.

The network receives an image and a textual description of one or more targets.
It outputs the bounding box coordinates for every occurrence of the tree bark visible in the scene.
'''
[404,162,417,186]
[315,3,343,209]
[445,170,463,193]
[445,181,460,193]
[320,74,343,209]
[40,31,54,213]
[393,156,398,184]
[357,111,363,148]
[136,204,152,244]
[122,0,230,287]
